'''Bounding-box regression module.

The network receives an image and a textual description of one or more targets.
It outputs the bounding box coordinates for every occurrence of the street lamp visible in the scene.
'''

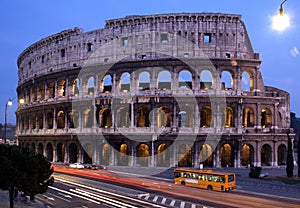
[4,99,12,144]
[272,0,290,31]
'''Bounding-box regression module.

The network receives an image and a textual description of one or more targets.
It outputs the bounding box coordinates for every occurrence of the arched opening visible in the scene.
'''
[199,144,213,167]
[31,143,36,152]
[48,81,55,98]
[31,113,36,129]
[200,106,212,127]
[158,71,171,90]
[178,109,192,127]
[37,143,43,155]
[83,108,93,128]
[157,143,170,167]
[69,143,78,163]
[101,144,110,165]
[137,107,150,127]
[241,144,254,166]
[57,143,65,162]
[278,144,287,165]
[57,110,65,129]
[221,71,234,90]
[116,106,130,127]
[243,107,254,127]
[83,143,93,164]
[33,86,37,101]
[47,112,53,129]
[242,71,253,91]
[101,74,112,93]
[40,83,45,100]
[46,143,53,162]
[200,70,213,90]
[261,108,272,128]
[224,107,235,127]
[138,71,150,91]
[118,144,129,166]
[179,70,192,89]
[58,80,66,97]
[38,113,43,129]
[220,144,234,167]
[157,106,171,128]
[69,110,78,128]
[178,144,192,167]
[261,144,272,166]
[71,78,80,96]
[87,76,95,95]
[120,72,131,92]
[137,144,149,166]
[100,108,112,128]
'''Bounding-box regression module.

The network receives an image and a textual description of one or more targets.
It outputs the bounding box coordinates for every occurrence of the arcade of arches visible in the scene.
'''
[19,137,288,168]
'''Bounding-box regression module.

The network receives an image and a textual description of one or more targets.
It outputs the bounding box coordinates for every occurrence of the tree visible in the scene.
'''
[286,132,294,177]
[0,144,54,208]
[298,138,300,177]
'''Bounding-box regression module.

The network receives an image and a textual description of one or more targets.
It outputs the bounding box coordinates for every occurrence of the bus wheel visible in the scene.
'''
[207,185,213,191]
[180,181,185,186]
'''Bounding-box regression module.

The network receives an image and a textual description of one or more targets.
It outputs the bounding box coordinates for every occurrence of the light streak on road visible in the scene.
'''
[70,188,138,208]
[55,176,168,208]
[49,186,101,205]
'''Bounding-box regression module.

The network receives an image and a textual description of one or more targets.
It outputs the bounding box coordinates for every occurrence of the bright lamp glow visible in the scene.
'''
[272,0,290,31]
[272,14,290,31]
[7,100,12,106]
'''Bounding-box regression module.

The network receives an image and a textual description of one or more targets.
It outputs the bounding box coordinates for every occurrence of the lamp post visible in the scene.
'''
[272,0,290,31]
[4,99,12,144]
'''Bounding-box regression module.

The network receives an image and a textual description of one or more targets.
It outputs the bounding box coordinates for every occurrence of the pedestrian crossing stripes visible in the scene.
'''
[137,194,207,208]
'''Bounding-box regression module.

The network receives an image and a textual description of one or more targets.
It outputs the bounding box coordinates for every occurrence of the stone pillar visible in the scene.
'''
[193,142,200,169]
[273,141,278,167]
[54,80,58,98]
[64,141,69,163]
[109,147,115,166]
[255,141,261,167]
[53,108,57,131]
[215,144,221,168]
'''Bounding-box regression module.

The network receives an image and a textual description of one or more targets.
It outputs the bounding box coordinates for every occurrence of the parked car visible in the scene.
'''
[69,163,85,169]
[249,166,268,179]
[86,164,98,170]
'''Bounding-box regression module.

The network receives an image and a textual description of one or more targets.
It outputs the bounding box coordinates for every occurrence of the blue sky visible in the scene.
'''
[0,0,299,124]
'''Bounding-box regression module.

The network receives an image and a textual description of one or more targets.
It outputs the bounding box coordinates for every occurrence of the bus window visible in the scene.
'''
[220,177,225,183]
[228,174,235,182]
[207,175,212,181]
[174,172,180,178]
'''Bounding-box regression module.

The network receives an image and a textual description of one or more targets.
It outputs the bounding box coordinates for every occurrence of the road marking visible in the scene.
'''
[161,198,166,204]
[49,186,100,204]
[153,196,158,202]
[191,204,196,208]
[48,193,71,202]
[144,195,150,200]
[180,201,185,208]
[55,176,168,208]
[170,199,176,206]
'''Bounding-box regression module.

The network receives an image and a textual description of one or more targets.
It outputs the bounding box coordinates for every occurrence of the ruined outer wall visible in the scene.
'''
[17,13,258,85]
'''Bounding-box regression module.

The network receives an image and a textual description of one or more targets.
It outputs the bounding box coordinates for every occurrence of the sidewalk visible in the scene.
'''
[0,190,45,208]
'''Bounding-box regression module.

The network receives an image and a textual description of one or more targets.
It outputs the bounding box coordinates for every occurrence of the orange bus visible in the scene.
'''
[174,168,236,191]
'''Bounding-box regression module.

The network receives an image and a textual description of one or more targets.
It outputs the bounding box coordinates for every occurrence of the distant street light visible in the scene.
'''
[4,99,12,144]
[272,0,290,31]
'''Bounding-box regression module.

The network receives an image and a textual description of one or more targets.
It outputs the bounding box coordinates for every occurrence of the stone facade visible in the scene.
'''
[16,13,292,168]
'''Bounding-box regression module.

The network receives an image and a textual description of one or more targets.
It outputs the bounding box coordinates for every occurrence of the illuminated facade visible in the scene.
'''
[16,13,292,168]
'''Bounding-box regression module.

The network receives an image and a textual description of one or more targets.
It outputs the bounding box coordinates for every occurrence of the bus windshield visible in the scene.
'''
[228,174,235,182]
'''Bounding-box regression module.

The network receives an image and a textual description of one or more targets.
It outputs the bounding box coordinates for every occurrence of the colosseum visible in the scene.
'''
[16,12,292,169]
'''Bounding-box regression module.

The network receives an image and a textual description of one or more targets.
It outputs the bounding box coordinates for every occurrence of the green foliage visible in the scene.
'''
[0,144,54,207]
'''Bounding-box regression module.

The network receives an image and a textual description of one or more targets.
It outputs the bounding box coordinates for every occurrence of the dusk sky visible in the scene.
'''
[0,0,299,124]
